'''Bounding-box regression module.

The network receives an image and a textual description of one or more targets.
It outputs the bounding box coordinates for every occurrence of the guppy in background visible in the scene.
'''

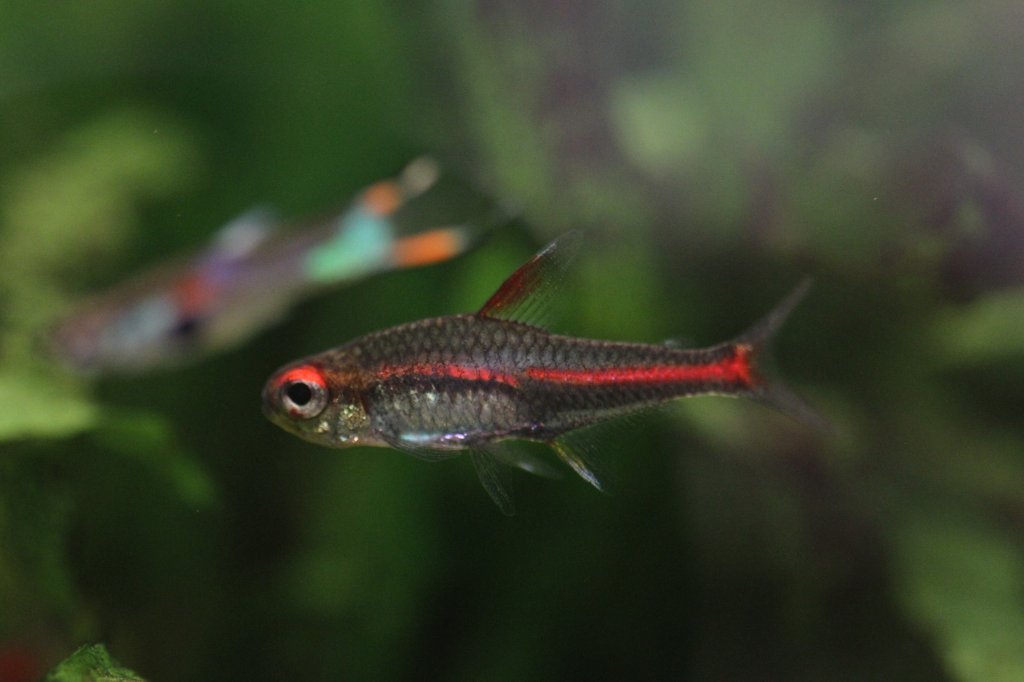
[50,159,496,374]
[262,232,819,514]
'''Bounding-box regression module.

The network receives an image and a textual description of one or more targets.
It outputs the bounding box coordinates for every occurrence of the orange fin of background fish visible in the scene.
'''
[361,181,404,217]
[477,231,583,327]
[391,227,470,267]
[360,157,441,217]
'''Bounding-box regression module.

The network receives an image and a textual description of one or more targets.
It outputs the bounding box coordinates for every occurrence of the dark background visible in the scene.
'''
[3,1,1024,680]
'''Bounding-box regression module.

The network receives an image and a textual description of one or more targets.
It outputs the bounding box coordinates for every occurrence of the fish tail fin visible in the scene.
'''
[734,278,829,432]
[385,157,512,267]
[358,157,440,218]
[390,225,476,268]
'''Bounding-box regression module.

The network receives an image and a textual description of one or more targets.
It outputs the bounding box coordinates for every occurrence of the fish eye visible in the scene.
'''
[286,381,313,406]
[276,366,329,419]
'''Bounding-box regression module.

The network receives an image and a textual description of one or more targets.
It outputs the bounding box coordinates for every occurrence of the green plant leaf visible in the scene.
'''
[44,644,146,682]
[0,371,98,442]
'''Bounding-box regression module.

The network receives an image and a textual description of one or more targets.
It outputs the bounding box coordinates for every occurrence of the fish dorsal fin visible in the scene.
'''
[476,231,583,327]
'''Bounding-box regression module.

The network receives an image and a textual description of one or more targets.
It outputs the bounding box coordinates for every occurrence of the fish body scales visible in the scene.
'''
[343,315,754,446]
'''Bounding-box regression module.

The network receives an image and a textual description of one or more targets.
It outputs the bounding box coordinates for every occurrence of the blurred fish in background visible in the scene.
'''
[4,0,1024,680]
[48,158,502,374]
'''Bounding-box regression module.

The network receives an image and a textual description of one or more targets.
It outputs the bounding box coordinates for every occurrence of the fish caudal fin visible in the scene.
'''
[383,157,511,269]
[734,278,828,431]
[309,158,507,283]
[360,157,441,218]
[391,226,473,268]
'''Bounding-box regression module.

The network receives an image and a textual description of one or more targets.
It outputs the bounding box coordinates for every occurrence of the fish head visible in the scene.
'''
[261,356,372,448]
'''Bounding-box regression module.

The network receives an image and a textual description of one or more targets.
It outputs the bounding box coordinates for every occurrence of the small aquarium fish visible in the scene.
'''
[50,158,493,373]
[262,232,820,513]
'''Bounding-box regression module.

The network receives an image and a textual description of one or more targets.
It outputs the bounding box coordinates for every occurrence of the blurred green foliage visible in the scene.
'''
[45,644,145,682]
[2,1,1024,680]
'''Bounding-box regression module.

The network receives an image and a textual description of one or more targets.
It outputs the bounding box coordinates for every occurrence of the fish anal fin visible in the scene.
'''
[551,435,608,493]
[489,441,563,479]
[470,449,516,515]
[477,231,583,327]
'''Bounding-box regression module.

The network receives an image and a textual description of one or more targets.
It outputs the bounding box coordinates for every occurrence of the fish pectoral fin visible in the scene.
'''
[470,449,516,516]
[476,231,584,328]
[550,435,608,493]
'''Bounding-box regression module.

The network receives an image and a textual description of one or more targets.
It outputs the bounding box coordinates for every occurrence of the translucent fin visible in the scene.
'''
[735,278,830,433]
[477,231,583,327]
[471,450,515,515]
[751,378,831,434]
[359,157,441,218]
[387,157,514,263]
[737,277,813,348]
[551,436,607,492]
[397,157,441,199]
[489,442,563,479]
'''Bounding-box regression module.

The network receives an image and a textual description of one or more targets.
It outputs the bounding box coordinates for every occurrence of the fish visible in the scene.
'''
[262,232,819,513]
[49,158,494,374]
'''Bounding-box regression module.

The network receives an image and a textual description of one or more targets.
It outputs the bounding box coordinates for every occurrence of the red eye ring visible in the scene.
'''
[275,365,329,419]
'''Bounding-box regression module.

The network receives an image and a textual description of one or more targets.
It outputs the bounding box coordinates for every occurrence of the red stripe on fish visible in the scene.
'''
[524,345,755,387]
[376,362,521,387]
